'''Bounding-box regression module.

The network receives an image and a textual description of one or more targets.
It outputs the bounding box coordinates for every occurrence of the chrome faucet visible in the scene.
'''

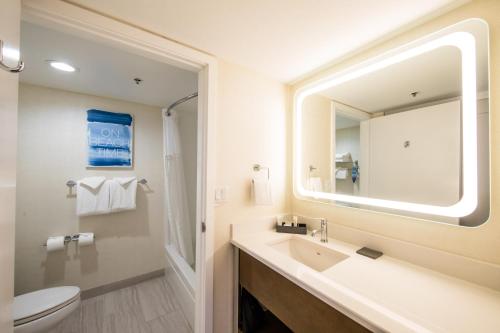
[311,218,328,243]
[319,218,328,243]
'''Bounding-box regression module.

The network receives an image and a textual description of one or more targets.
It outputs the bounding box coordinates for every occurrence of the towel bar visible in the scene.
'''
[253,164,270,180]
[66,178,147,188]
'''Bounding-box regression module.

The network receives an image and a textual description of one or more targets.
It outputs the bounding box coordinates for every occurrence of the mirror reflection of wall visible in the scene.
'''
[301,95,332,193]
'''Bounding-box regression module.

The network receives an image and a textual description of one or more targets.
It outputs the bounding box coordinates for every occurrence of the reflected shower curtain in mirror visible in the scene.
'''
[163,110,195,266]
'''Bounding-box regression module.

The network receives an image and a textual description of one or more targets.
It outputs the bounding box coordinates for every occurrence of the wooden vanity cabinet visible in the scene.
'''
[239,250,371,333]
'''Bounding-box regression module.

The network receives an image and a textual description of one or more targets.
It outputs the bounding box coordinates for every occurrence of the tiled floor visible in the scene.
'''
[48,276,192,333]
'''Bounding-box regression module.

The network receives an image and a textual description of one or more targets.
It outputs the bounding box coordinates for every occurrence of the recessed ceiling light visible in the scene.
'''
[47,60,77,72]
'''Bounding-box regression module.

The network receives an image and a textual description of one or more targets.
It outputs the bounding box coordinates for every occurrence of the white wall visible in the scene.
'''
[365,100,460,206]
[214,61,290,333]
[15,83,165,295]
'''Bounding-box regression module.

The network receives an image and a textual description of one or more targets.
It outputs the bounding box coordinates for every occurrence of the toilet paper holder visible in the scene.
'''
[41,234,95,247]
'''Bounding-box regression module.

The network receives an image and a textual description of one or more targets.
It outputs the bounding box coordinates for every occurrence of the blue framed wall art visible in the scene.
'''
[87,109,133,167]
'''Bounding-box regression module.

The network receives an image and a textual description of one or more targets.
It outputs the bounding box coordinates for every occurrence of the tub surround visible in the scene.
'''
[231,220,500,333]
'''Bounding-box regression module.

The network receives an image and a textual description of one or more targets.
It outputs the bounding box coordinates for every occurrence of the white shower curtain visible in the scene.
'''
[163,109,195,266]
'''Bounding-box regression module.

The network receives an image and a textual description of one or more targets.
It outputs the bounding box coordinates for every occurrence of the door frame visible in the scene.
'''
[21,1,216,332]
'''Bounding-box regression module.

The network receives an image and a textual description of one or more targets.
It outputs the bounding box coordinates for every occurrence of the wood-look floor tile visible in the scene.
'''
[44,276,185,333]
[47,304,82,333]
[102,312,152,333]
[101,284,143,320]
[148,311,192,333]
[135,277,179,322]
[81,295,104,333]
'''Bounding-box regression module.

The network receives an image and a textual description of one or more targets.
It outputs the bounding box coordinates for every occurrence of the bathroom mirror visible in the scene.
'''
[294,19,490,226]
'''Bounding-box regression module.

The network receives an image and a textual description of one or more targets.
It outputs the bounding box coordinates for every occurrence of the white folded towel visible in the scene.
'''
[252,178,272,205]
[336,168,348,180]
[79,176,106,190]
[335,152,352,162]
[308,177,323,191]
[76,177,111,216]
[110,177,137,212]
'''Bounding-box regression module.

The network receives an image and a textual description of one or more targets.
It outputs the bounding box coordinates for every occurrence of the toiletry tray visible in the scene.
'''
[276,224,307,235]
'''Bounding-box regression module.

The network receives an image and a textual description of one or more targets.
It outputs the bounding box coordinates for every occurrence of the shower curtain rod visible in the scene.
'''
[165,92,198,116]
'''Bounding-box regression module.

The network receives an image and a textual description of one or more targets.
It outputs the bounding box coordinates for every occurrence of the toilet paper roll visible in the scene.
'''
[78,233,94,247]
[46,236,65,252]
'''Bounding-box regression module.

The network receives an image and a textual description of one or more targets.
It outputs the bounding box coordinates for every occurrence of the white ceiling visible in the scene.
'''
[20,22,198,108]
[70,0,466,82]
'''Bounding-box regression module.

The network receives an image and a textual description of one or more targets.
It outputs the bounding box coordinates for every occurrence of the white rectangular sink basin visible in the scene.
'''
[270,237,349,272]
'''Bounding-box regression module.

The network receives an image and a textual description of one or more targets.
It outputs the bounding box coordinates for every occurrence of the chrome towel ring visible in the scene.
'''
[0,40,24,73]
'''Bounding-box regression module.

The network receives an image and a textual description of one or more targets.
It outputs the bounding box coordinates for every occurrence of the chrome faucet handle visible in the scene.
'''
[311,229,318,237]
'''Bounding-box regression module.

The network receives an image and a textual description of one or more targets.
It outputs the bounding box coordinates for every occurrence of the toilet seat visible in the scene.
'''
[14,286,80,327]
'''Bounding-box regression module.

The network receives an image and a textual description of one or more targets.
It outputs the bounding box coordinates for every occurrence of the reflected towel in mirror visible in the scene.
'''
[335,168,348,180]
[335,152,352,162]
[308,177,323,191]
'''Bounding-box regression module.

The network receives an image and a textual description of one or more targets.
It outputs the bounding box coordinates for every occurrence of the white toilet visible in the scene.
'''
[13,286,81,333]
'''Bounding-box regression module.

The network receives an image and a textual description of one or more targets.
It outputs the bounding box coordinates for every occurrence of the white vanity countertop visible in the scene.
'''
[231,226,500,333]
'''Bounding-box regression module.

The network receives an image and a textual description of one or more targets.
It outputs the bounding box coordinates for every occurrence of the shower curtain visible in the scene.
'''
[163,109,195,267]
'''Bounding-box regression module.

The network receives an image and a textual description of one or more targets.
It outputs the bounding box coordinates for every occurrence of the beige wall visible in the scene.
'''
[15,84,165,295]
[292,0,500,268]
[0,0,20,332]
[214,61,290,332]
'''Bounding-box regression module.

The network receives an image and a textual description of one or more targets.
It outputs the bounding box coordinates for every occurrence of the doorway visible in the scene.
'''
[1,1,216,332]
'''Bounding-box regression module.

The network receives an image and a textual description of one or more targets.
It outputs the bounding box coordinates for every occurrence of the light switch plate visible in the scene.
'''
[215,186,228,203]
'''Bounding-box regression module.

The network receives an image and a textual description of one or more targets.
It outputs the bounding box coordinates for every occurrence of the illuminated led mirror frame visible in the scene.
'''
[294,30,478,218]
